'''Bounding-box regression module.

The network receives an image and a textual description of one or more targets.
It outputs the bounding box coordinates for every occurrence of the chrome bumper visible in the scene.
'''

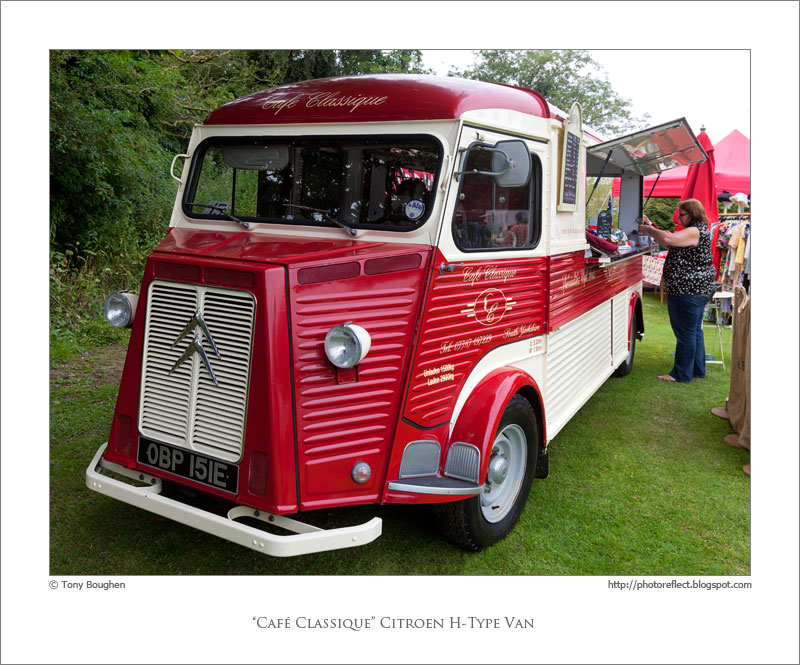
[85,443,382,557]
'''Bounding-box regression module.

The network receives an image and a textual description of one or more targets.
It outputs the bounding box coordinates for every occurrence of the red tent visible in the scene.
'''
[611,129,750,198]
[713,129,750,195]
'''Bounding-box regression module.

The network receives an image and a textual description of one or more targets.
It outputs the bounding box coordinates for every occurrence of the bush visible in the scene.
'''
[50,248,133,361]
[643,197,679,231]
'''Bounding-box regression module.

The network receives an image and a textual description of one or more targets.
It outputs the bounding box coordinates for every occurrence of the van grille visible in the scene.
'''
[139,280,255,463]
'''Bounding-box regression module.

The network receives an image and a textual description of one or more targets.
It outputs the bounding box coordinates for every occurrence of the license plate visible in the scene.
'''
[137,438,238,494]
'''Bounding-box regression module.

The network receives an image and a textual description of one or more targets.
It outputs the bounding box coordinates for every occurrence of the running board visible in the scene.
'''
[387,477,483,496]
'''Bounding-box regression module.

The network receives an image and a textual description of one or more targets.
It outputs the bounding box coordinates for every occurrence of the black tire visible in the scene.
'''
[613,320,637,377]
[434,394,539,551]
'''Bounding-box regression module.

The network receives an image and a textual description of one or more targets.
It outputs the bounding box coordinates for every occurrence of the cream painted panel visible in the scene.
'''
[544,301,613,441]
[612,288,631,367]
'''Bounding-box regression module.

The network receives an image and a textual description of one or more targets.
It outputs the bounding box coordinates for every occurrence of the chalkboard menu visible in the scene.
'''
[558,102,583,213]
[562,132,580,204]
[596,209,613,238]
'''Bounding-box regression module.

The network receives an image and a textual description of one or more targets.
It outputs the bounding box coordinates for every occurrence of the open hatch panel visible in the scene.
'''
[586,118,707,237]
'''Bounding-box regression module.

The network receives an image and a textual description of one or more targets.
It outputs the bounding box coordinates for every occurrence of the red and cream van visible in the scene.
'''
[86,74,707,556]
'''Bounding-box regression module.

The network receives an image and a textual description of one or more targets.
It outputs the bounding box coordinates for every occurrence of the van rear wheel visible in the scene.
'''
[434,395,539,551]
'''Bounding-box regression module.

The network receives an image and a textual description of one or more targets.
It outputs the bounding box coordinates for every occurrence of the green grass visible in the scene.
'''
[50,291,749,575]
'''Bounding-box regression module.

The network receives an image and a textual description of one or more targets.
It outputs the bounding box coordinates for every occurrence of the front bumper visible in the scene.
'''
[86,443,382,557]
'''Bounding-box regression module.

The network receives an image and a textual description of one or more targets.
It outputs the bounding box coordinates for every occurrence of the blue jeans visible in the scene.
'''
[667,294,711,382]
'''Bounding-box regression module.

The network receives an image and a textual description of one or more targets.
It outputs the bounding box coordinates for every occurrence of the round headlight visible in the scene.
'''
[104,291,138,328]
[324,322,371,369]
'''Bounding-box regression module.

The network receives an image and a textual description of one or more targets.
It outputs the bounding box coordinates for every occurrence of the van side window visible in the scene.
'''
[452,145,540,250]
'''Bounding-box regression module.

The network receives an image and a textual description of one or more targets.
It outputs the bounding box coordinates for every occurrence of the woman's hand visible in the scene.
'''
[639,215,658,236]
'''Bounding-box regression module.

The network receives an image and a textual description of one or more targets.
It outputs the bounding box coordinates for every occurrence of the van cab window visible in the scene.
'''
[453,144,540,250]
[184,137,441,231]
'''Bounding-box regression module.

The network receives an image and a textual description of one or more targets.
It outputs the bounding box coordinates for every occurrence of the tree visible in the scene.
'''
[50,49,429,260]
[643,197,680,231]
[450,50,649,136]
[230,49,428,90]
[50,51,181,257]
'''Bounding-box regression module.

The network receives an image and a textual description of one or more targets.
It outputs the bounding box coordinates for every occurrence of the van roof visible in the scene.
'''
[203,74,551,125]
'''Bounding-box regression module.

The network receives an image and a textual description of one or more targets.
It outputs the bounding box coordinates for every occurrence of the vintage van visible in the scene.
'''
[86,74,707,556]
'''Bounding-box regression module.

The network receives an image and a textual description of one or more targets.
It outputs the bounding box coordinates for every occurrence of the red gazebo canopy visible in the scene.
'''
[713,129,751,195]
[611,129,750,198]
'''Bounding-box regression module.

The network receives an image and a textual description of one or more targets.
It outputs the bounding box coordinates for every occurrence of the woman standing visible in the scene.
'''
[639,199,716,382]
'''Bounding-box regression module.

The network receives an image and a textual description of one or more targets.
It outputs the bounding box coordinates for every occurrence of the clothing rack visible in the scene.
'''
[708,215,750,319]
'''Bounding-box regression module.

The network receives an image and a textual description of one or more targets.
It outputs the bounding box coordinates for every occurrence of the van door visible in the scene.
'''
[401,128,548,431]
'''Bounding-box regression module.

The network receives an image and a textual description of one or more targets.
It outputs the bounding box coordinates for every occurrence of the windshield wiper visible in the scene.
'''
[283,204,358,237]
[186,201,250,229]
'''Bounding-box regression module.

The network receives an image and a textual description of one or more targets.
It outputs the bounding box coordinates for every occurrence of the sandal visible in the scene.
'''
[657,374,677,382]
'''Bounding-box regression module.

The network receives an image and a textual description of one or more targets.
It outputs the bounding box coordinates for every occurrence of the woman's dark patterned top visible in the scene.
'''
[662,222,716,296]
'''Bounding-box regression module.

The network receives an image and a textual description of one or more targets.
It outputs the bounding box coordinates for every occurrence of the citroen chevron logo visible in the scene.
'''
[169,310,221,386]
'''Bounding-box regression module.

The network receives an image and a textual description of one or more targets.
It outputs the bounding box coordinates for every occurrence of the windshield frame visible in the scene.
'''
[182,133,444,233]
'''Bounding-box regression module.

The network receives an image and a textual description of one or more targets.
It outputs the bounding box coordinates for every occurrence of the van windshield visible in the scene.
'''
[184,136,441,232]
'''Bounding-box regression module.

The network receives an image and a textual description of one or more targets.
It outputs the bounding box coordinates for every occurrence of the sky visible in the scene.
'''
[422,49,750,144]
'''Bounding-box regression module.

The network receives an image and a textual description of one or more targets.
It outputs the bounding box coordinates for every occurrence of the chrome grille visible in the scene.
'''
[139,280,255,462]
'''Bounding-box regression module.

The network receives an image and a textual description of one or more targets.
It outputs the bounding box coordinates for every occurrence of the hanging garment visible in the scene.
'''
[743,228,751,277]
[728,224,743,273]
[711,223,724,279]
[727,285,750,449]
[738,332,751,450]
[735,224,749,266]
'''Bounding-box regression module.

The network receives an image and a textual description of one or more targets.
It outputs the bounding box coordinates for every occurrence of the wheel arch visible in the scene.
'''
[515,382,545,448]
[631,290,645,342]
[448,368,545,484]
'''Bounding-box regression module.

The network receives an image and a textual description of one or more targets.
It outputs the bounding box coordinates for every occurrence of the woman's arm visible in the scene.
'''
[639,223,700,248]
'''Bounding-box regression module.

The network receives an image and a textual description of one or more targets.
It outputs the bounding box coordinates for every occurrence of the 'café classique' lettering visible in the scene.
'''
[261,91,388,115]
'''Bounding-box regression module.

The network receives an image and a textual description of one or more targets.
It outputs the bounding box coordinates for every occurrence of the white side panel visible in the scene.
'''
[612,289,631,367]
[545,301,613,441]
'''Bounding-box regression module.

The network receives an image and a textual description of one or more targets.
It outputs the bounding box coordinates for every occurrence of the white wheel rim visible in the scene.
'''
[480,423,527,523]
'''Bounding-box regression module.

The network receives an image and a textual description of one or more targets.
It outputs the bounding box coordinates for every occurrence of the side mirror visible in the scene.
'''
[492,140,532,188]
[455,140,532,188]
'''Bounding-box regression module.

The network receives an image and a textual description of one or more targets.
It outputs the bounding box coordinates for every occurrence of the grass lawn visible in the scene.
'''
[49,291,750,575]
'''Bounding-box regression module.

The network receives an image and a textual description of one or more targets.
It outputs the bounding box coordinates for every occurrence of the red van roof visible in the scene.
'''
[204,74,551,125]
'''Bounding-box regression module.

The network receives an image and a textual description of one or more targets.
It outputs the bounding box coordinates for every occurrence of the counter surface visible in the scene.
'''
[586,242,655,265]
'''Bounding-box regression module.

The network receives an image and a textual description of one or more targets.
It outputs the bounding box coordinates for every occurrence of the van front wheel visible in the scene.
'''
[434,395,539,551]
